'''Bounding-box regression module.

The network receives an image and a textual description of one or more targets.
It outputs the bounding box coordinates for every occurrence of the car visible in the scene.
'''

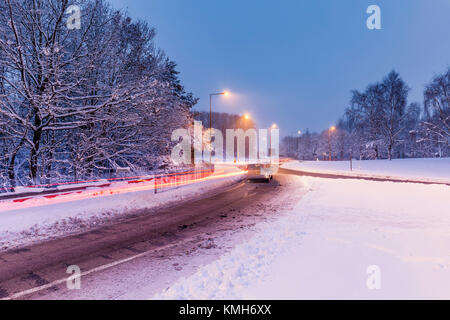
[246,163,274,182]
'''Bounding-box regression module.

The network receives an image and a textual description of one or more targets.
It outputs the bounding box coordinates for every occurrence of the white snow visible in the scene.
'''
[2,186,47,195]
[153,175,450,299]
[55,180,111,190]
[282,158,450,183]
[0,166,245,251]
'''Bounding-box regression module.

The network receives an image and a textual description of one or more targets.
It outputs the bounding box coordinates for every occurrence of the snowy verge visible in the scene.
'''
[152,176,312,300]
[282,158,450,184]
[153,176,450,299]
[0,166,245,251]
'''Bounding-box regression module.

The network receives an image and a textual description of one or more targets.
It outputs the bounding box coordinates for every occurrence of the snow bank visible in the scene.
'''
[282,158,450,183]
[152,205,309,299]
[152,177,312,300]
[2,186,47,195]
[154,175,450,299]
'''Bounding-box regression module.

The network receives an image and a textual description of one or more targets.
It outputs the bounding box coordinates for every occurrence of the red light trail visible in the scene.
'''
[0,168,246,213]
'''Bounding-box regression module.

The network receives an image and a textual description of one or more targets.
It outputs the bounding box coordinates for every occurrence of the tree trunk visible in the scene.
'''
[8,135,27,189]
[29,129,42,183]
[8,151,17,189]
[29,111,42,183]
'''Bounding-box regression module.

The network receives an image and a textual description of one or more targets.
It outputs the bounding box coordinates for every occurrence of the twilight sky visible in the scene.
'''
[108,0,450,135]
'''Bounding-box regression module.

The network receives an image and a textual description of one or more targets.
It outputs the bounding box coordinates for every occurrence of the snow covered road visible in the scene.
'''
[0,175,294,300]
[1,165,449,300]
[0,166,243,251]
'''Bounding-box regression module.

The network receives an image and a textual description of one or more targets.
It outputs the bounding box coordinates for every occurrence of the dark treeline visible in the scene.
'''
[193,111,256,160]
[0,0,196,190]
[193,111,255,133]
[282,69,450,161]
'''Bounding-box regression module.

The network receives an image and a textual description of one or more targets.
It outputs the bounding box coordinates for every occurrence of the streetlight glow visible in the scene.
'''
[328,126,336,161]
[271,123,277,129]
[244,113,250,120]
[223,91,229,96]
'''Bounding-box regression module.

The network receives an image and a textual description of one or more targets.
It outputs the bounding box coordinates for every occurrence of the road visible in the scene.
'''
[1,167,447,299]
[0,175,296,300]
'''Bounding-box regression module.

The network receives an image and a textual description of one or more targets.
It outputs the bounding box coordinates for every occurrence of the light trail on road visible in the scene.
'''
[0,168,246,213]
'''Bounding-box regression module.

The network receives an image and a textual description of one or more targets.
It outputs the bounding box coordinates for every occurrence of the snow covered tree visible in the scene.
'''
[419,68,450,157]
[380,71,410,160]
[0,0,196,188]
[344,71,412,160]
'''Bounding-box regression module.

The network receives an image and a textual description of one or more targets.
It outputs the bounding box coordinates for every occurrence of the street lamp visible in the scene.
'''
[289,130,302,156]
[209,91,229,163]
[328,126,336,161]
[268,124,277,158]
[297,130,302,155]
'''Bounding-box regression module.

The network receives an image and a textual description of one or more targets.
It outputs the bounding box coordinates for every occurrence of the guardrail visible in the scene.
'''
[154,166,215,194]
[0,166,215,202]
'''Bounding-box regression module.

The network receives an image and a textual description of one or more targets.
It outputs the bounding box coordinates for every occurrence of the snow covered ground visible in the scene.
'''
[3,158,449,299]
[282,158,450,183]
[154,175,450,299]
[0,166,244,251]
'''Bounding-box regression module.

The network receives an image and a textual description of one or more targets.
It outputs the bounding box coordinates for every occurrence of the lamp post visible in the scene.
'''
[328,126,336,161]
[297,130,302,156]
[209,91,229,163]
[289,131,294,156]
[289,130,302,157]
[269,123,277,158]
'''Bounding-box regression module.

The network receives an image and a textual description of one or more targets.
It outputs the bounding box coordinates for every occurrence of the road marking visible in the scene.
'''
[2,239,193,300]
